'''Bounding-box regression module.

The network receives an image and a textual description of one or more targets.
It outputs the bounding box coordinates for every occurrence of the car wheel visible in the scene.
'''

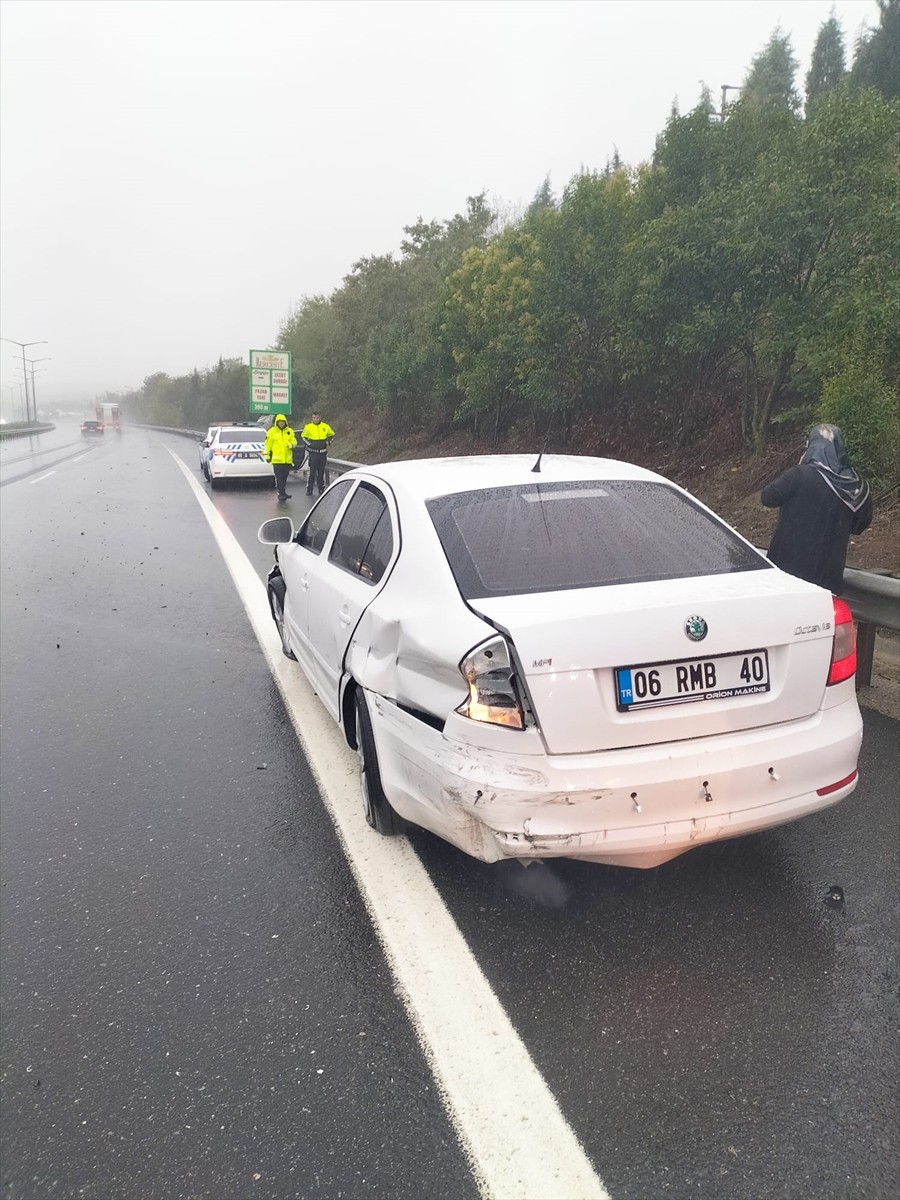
[208,474,220,490]
[355,689,403,836]
[267,576,296,661]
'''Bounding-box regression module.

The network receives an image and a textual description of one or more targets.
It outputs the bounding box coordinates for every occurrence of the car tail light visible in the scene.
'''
[212,448,229,457]
[458,635,525,729]
[816,770,858,796]
[827,596,856,685]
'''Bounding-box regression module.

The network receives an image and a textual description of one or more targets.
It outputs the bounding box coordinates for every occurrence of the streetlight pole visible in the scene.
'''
[0,338,48,424]
[0,386,21,423]
[25,357,51,421]
[14,367,49,418]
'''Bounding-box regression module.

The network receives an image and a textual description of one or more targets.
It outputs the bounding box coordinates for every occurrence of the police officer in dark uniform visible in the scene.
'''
[301,411,335,497]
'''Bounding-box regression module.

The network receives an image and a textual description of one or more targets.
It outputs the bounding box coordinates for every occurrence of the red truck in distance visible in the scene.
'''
[95,402,122,432]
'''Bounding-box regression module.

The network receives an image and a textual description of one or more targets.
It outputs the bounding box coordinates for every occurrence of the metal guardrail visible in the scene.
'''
[319,456,361,478]
[144,425,899,684]
[841,567,900,686]
[840,566,900,629]
[0,422,55,439]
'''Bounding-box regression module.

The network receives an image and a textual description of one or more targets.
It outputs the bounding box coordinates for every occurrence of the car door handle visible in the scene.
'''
[338,608,352,627]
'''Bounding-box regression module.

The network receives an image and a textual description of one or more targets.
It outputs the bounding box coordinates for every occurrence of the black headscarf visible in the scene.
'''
[801,424,870,513]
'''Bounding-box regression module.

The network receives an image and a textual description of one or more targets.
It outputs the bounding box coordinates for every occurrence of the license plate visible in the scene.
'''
[237,451,260,459]
[615,649,770,712]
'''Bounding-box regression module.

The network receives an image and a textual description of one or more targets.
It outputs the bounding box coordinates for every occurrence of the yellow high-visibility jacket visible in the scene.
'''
[301,420,335,447]
[264,422,297,465]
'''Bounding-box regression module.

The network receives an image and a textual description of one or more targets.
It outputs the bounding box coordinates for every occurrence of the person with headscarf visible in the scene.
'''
[760,424,872,593]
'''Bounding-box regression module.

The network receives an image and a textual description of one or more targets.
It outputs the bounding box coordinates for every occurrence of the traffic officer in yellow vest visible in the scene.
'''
[301,411,335,496]
[264,414,298,501]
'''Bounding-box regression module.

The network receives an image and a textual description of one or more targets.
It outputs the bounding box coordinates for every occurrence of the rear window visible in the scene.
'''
[426,480,769,599]
[217,428,263,443]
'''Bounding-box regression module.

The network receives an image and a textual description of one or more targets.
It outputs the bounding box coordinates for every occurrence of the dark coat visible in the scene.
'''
[761,464,873,594]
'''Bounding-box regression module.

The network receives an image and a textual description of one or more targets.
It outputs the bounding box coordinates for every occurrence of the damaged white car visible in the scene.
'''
[257,455,862,869]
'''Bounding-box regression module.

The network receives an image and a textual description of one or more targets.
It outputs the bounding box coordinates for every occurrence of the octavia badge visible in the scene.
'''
[685,615,708,642]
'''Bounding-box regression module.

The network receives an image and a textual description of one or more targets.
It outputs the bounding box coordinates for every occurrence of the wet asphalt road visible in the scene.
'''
[1,423,898,1200]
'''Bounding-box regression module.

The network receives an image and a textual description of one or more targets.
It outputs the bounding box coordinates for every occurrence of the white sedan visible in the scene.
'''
[258,455,862,869]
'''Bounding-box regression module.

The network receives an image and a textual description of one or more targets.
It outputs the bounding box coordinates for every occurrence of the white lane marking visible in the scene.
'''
[29,471,56,485]
[70,454,87,464]
[165,447,609,1200]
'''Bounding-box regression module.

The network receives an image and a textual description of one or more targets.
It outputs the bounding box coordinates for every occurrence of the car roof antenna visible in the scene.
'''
[531,411,556,473]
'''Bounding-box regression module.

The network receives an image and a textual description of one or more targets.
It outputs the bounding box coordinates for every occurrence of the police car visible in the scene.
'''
[202,423,272,490]
[198,422,233,477]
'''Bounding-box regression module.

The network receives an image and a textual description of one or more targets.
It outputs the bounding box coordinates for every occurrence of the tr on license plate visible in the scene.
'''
[615,649,770,712]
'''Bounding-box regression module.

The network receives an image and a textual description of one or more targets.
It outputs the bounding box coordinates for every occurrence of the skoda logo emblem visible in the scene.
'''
[685,615,708,642]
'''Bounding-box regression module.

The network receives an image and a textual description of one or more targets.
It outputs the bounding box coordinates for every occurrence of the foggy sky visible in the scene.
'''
[0,0,879,414]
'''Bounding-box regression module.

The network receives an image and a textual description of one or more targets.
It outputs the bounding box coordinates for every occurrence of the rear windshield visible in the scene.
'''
[217,429,263,443]
[426,480,769,598]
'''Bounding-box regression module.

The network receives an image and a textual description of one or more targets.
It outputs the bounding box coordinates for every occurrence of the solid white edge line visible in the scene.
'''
[165,445,610,1200]
[29,470,57,484]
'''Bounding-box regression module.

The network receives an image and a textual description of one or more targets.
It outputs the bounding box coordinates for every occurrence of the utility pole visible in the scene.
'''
[720,84,742,121]
[1,338,48,423]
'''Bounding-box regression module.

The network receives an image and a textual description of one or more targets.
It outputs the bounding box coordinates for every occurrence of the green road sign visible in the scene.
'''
[249,349,292,414]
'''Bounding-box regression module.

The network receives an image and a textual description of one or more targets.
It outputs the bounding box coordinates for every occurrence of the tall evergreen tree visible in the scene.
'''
[851,0,900,100]
[526,175,555,217]
[696,83,715,115]
[602,146,624,178]
[805,13,847,112]
[743,29,801,111]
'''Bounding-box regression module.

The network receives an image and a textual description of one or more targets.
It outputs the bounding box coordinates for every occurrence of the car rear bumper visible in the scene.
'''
[208,461,273,480]
[367,691,863,868]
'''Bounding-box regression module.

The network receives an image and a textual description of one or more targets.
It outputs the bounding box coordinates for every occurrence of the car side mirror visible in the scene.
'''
[258,517,295,545]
